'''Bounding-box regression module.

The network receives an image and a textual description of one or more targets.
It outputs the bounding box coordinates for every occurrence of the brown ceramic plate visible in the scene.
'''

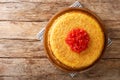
[43,7,107,72]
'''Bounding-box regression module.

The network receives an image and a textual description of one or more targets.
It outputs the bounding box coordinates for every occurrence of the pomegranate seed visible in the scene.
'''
[65,28,90,53]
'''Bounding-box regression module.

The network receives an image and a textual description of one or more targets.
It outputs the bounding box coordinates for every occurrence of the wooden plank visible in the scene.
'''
[105,20,120,39]
[0,0,119,3]
[0,2,70,21]
[0,58,62,76]
[0,1,119,21]
[0,39,46,58]
[0,0,75,2]
[0,58,119,80]
[0,21,47,39]
[0,21,120,39]
[0,39,120,58]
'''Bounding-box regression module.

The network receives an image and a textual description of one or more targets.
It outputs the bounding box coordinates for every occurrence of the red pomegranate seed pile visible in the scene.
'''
[65,28,90,53]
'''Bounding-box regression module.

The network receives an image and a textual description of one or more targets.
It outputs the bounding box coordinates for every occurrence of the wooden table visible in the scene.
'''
[0,0,120,80]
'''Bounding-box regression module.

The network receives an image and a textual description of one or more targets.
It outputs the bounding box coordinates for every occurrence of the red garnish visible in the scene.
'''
[65,28,90,53]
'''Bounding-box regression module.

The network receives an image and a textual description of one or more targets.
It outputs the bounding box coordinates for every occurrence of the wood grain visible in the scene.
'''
[0,21,47,39]
[0,0,119,21]
[0,39,45,58]
[0,2,70,21]
[0,58,119,80]
[0,0,119,3]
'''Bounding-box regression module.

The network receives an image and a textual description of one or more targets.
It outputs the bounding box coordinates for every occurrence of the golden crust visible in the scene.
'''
[44,8,107,72]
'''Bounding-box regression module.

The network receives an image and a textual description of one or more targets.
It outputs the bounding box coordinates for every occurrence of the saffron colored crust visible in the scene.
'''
[44,8,105,72]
